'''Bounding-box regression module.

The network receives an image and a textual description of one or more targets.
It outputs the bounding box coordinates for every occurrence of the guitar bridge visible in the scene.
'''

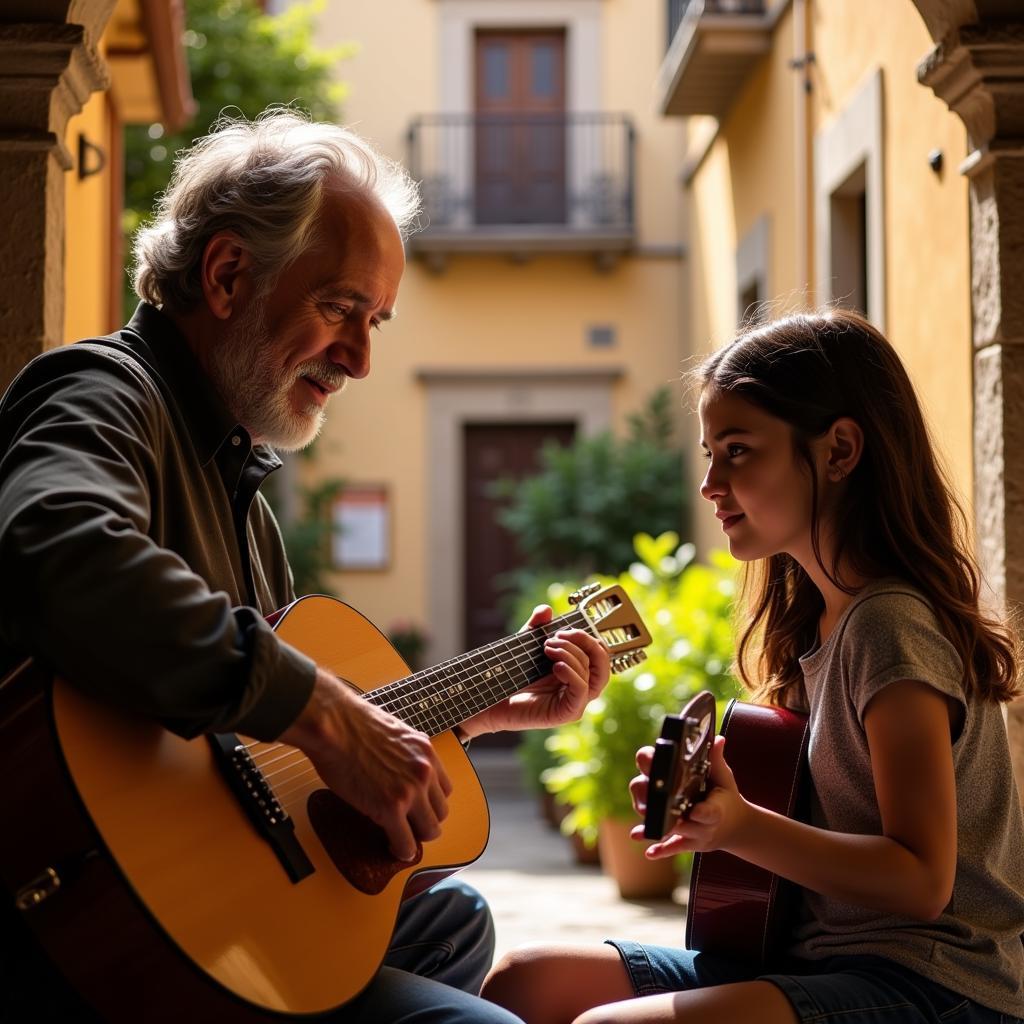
[210,733,315,884]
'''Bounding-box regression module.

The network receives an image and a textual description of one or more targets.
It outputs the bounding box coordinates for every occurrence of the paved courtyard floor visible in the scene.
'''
[460,747,689,965]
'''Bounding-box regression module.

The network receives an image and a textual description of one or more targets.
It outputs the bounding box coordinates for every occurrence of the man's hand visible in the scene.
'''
[458,605,611,738]
[280,668,452,863]
[628,735,751,860]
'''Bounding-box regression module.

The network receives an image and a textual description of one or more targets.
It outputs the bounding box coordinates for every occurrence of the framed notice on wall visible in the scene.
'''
[332,485,390,570]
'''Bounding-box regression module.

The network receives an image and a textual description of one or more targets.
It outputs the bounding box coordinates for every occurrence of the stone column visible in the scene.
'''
[0,2,115,391]
[918,11,1024,793]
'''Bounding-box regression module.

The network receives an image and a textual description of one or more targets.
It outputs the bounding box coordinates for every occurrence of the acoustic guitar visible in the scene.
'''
[643,692,810,965]
[0,583,650,1021]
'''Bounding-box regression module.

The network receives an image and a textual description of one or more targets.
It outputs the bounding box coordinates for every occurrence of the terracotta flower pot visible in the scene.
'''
[570,828,601,866]
[539,790,567,829]
[597,818,678,899]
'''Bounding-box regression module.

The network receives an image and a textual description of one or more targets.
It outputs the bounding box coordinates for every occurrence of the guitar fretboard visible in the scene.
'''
[363,609,589,735]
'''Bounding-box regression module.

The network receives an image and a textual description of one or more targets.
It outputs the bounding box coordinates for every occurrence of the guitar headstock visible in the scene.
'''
[642,689,716,840]
[568,583,652,673]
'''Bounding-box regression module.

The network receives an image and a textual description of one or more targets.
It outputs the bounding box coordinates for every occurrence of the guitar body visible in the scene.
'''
[0,597,489,1021]
[1,584,650,1020]
[685,699,809,966]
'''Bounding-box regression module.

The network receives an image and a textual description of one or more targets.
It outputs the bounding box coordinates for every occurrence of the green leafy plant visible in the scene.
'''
[277,476,345,597]
[540,532,742,846]
[493,389,688,583]
[516,726,559,797]
[387,621,429,672]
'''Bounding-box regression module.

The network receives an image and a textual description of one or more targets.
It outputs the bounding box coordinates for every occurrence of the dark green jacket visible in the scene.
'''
[0,303,316,740]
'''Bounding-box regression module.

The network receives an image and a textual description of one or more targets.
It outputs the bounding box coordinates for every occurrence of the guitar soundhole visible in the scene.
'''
[307,788,422,895]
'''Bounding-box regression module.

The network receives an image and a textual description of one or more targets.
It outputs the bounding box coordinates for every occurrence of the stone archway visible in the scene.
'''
[910,0,1024,793]
[0,1,116,387]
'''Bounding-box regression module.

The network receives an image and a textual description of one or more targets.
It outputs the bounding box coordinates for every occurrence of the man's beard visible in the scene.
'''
[206,299,346,452]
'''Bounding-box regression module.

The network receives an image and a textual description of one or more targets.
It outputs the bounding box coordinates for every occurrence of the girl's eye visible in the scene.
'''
[701,445,748,461]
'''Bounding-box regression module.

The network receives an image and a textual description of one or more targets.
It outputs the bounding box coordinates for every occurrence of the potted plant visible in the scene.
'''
[516,726,562,827]
[541,533,742,899]
[516,726,602,865]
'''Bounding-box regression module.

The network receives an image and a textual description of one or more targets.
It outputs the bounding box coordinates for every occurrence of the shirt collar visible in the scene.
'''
[123,302,282,473]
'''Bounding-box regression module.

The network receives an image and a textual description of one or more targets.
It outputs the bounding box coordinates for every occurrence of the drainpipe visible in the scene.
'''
[793,0,812,303]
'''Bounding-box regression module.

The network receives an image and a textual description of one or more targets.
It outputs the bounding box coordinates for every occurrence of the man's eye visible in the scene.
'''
[323,303,348,320]
[726,444,748,457]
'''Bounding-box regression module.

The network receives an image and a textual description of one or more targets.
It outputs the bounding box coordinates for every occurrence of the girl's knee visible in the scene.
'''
[484,943,555,993]
[481,944,567,1023]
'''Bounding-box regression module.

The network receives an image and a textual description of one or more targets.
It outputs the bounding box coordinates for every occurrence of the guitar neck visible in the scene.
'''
[363,609,589,735]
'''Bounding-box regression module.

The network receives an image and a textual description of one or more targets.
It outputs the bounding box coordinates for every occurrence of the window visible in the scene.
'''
[814,69,885,327]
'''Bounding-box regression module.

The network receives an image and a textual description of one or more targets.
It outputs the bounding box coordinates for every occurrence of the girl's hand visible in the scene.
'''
[630,736,751,860]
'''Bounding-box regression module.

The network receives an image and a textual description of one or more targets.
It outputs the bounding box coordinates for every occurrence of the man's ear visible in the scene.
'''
[200,232,255,320]
[825,416,864,482]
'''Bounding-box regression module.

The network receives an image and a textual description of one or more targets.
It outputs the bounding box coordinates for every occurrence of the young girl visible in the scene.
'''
[480,309,1024,1024]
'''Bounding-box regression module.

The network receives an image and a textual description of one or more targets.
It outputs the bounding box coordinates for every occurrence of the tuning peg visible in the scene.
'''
[567,582,602,606]
[610,650,648,673]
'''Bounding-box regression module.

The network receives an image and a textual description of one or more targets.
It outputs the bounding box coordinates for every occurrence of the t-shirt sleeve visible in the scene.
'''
[839,590,966,724]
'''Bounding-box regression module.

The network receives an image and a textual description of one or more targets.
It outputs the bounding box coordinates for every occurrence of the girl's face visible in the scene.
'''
[698,389,818,563]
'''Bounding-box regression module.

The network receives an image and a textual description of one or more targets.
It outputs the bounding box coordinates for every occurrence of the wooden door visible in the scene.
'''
[462,422,575,656]
[474,31,567,224]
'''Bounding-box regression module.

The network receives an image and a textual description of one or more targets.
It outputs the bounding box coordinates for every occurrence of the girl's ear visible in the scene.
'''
[826,417,864,482]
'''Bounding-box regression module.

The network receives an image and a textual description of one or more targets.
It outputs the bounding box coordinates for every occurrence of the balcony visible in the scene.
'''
[657,0,772,120]
[406,112,636,271]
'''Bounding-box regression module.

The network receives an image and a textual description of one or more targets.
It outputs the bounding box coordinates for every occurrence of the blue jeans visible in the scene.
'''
[608,940,1021,1024]
[337,877,523,1023]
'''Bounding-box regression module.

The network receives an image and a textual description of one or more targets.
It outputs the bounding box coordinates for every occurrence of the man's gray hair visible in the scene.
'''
[133,109,421,312]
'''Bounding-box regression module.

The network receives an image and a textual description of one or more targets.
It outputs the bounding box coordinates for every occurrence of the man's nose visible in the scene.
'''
[331,332,371,380]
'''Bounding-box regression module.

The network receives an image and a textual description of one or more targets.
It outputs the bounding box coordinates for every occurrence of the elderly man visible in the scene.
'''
[0,111,609,1022]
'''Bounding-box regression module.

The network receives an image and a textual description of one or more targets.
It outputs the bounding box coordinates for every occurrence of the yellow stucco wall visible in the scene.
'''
[307,0,688,639]
[64,3,168,345]
[64,89,115,344]
[687,0,972,557]
[812,0,972,510]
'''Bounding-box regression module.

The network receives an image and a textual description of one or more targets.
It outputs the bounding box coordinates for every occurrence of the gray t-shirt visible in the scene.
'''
[792,580,1024,1014]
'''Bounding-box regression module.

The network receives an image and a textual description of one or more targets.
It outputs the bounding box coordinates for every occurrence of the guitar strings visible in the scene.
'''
[246,607,594,811]
[266,634,556,811]
[254,746,308,773]
[374,611,585,724]
[241,631,553,763]
[244,606,586,752]
[255,635,562,807]
[239,625,561,757]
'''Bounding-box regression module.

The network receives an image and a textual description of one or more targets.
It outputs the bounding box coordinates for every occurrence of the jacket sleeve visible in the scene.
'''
[0,348,315,740]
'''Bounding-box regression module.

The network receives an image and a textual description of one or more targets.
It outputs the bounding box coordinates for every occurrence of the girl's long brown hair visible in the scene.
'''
[697,309,1018,706]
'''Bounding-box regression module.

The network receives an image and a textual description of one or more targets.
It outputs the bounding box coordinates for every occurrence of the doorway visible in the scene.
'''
[462,421,575,653]
[474,30,567,224]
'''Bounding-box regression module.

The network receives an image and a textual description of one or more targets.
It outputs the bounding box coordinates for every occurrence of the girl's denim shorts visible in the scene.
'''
[606,940,1022,1024]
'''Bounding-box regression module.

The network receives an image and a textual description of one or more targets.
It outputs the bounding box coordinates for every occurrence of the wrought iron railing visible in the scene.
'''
[407,113,635,233]
[667,0,765,48]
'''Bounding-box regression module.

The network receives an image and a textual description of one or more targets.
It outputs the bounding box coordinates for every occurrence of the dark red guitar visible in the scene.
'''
[643,694,810,966]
